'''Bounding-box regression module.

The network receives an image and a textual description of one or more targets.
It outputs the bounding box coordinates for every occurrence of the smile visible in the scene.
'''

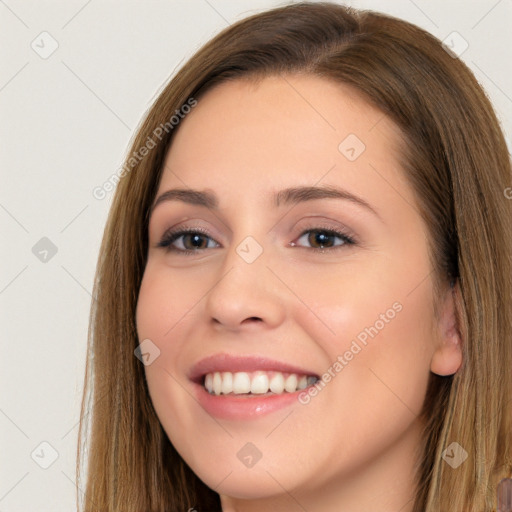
[189,353,321,419]
[204,370,319,396]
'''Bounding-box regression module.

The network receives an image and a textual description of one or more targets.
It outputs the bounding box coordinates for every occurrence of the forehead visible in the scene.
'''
[159,74,409,209]
[167,74,400,150]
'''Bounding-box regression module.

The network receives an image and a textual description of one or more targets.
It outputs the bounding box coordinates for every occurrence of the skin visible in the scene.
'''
[135,75,462,512]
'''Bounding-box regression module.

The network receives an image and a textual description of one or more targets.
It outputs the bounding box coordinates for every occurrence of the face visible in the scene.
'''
[136,75,460,509]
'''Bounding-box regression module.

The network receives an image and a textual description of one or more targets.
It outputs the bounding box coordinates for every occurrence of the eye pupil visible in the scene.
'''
[185,233,207,249]
[308,231,334,248]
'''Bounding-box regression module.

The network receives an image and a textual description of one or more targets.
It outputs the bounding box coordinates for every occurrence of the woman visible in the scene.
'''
[78,2,512,511]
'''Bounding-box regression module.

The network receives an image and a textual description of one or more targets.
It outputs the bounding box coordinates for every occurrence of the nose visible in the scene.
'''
[204,240,287,332]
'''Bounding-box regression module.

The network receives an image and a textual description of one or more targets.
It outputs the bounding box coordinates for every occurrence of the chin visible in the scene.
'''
[206,470,293,500]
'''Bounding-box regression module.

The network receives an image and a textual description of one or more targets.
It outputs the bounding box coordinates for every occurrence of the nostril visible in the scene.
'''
[245,317,263,323]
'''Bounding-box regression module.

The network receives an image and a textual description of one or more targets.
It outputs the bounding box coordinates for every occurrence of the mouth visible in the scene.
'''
[189,353,321,419]
[203,370,319,396]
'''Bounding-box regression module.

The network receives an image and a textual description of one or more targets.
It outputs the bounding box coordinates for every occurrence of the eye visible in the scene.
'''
[291,228,355,251]
[157,228,220,253]
[156,226,356,254]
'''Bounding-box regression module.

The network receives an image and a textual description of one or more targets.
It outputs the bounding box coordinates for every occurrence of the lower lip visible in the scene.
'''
[193,381,312,420]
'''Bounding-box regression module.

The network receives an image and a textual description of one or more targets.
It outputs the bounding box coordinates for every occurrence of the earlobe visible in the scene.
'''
[430,280,463,376]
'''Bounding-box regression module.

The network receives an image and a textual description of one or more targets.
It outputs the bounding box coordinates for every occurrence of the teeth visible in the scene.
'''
[269,373,285,394]
[213,372,222,395]
[284,374,297,392]
[221,372,232,394]
[233,372,251,394]
[251,372,269,394]
[205,373,213,393]
[203,370,318,396]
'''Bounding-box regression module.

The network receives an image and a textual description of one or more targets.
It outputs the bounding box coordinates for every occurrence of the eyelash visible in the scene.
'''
[156,225,356,254]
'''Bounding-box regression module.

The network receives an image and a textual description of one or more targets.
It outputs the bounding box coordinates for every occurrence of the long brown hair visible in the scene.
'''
[78,3,512,510]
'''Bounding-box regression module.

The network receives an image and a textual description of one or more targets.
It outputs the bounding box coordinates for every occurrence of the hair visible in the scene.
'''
[77,2,512,511]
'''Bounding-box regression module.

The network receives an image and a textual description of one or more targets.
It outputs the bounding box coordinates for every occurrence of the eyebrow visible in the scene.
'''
[150,185,381,219]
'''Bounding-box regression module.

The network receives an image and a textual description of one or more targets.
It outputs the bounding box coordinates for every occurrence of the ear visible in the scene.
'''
[430,280,463,376]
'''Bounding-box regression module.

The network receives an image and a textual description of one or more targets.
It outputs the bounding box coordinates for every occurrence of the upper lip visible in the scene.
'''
[188,353,319,384]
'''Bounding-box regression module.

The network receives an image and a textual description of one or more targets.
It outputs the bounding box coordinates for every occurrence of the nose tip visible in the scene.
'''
[204,253,286,331]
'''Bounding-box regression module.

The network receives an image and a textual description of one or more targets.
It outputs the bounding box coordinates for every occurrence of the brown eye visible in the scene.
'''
[181,233,210,250]
[293,228,355,250]
[307,231,337,248]
[157,229,220,252]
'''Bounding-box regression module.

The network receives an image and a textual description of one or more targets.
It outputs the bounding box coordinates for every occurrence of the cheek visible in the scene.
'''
[135,262,222,425]
[136,261,210,342]
[279,270,434,482]
[135,266,193,414]
[288,261,434,423]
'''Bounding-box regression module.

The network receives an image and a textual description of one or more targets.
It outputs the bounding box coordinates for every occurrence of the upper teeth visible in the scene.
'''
[204,371,318,395]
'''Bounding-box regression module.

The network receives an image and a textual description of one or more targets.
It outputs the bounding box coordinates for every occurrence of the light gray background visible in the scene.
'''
[1,1,510,510]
